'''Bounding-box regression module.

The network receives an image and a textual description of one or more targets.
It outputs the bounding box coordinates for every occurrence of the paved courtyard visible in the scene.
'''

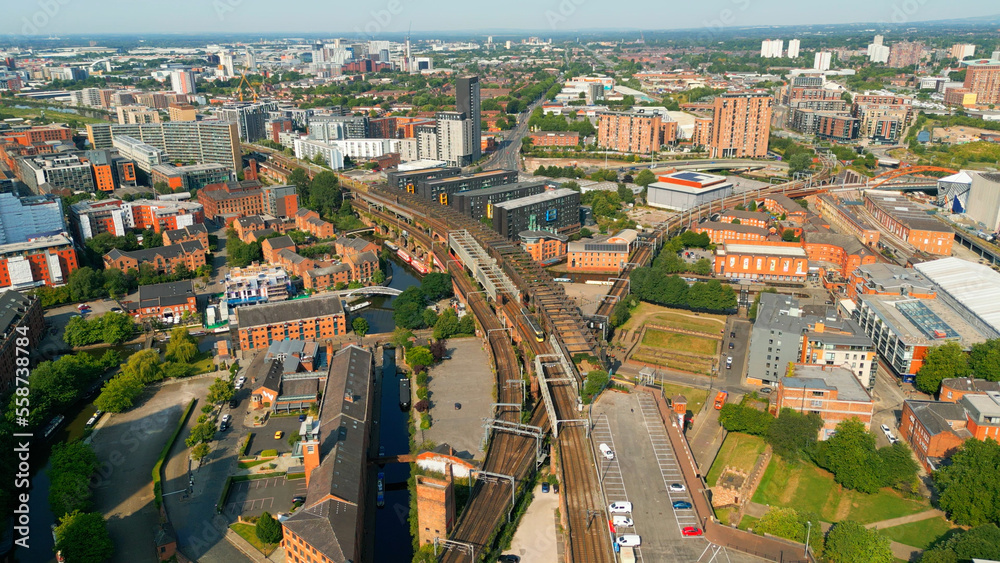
[501,482,560,562]
[421,338,494,460]
[223,475,307,519]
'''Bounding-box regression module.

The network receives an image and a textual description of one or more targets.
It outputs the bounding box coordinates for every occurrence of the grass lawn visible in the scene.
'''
[621,302,727,335]
[753,456,930,524]
[238,459,270,470]
[715,507,735,526]
[880,517,959,550]
[706,432,767,487]
[738,515,759,531]
[229,523,277,556]
[189,351,216,375]
[641,329,718,356]
[632,348,714,374]
[0,101,110,125]
[659,383,709,414]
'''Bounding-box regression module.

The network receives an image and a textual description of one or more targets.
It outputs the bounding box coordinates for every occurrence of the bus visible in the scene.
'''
[521,307,545,342]
[714,391,729,410]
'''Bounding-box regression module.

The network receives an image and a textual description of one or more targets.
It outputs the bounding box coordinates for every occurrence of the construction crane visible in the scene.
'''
[234,71,259,102]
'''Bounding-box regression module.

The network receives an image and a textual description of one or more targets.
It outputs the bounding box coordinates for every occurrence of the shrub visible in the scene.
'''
[416,387,429,400]
[414,399,430,412]
[420,417,431,430]
[256,511,283,544]
[260,449,278,457]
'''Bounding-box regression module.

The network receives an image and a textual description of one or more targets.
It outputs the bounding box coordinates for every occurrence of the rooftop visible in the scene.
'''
[866,193,952,233]
[915,257,1000,336]
[858,295,988,348]
[697,221,770,236]
[236,294,344,328]
[492,188,578,210]
[721,243,807,258]
[853,263,935,295]
[905,400,972,438]
[0,234,73,255]
[785,364,872,402]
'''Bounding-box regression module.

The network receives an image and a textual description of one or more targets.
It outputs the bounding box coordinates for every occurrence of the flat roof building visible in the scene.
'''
[715,241,809,282]
[647,171,733,212]
[915,257,1000,339]
[776,364,875,439]
[417,169,519,204]
[450,181,548,221]
[491,188,581,239]
[864,193,953,255]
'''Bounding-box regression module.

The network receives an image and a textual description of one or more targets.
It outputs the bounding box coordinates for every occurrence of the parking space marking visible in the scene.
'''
[636,393,702,536]
[591,415,645,563]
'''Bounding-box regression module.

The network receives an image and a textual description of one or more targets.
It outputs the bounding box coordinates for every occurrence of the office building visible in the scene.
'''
[888,41,924,68]
[0,291,44,394]
[150,163,235,192]
[709,92,772,158]
[846,262,936,302]
[282,345,373,563]
[760,39,784,58]
[0,235,78,290]
[961,59,1000,106]
[417,169,519,204]
[787,39,801,59]
[647,171,734,211]
[0,193,65,245]
[104,242,207,276]
[235,293,347,352]
[17,154,96,194]
[113,135,166,173]
[951,44,976,60]
[567,229,637,274]
[776,364,874,439]
[813,51,832,71]
[170,68,196,95]
[451,181,548,221]
[69,198,204,241]
[87,122,241,172]
[168,103,197,122]
[456,76,482,161]
[520,230,568,264]
[597,111,664,154]
[491,188,581,239]
[218,101,279,142]
[864,193,953,255]
[130,280,198,323]
[854,294,987,378]
[292,138,346,170]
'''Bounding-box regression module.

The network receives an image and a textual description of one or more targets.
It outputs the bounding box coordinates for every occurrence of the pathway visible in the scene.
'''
[865,508,945,530]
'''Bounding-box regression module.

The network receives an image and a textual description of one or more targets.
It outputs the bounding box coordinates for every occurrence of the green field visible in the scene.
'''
[753,456,930,524]
[706,432,767,487]
[641,329,719,356]
[621,302,727,335]
[880,517,959,550]
[0,101,110,125]
[632,348,714,374]
[659,383,709,414]
[229,523,278,556]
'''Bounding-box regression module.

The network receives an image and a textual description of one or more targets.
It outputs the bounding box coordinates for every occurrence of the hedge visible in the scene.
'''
[153,398,197,509]
[216,475,234,513]
[239,432,254,458]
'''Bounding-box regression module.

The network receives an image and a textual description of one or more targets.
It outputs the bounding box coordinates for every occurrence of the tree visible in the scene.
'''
[191,443,211,463]
[94,375,144,413]
[934,438,1000,526]
[421,272,453,301]
[916,342,970,394]
[185,421,216,447]
[718,403,773,436]
[970,339,1000,381]
[119,349,164,384]
[635,169,657,187]
[353,317,369,338]
[406,346,435,370]
[767,408,822,461]
[101,311,135,344]
[878,441,919,492]
[824,520,893,563]
[433,309,461,340]
[813,419,882,493]
[421,308,439,328]
[583,370,610,403]
[921,524,1000,562]
[788,153,813,176]
[782,229,797,242]
[68,267,104,302]
[256,511,283,544]
[391,326,414,349]
[48,441,98,518]
[207,377,235,405]
[54,510,115,563]
[165,327,198,363]
[308,171,342,218]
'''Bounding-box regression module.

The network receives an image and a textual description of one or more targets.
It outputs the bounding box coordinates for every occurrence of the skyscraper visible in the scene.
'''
[709,91,773,159]
[814,52,832,71]
[218,101,279,142]
[787,39,801,59]
[456,76,481,162]
[962,58,1000,106]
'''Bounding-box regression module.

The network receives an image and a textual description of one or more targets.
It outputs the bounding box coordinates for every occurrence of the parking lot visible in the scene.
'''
[222,475,307,519]
[247,414,306,456]
[423,338,494,460]
[591,391,707,561]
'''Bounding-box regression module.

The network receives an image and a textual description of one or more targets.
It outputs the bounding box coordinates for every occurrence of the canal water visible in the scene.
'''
[373,346,414,562]
[354,252,423,335]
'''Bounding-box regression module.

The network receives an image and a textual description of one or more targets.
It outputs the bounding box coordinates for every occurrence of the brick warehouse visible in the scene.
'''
[235,294,347,352]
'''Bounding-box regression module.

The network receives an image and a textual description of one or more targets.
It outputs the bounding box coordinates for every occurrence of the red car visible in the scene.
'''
[682,527,703,537]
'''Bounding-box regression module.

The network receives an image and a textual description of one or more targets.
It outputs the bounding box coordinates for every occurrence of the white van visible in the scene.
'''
[608,502,632,514]
[617,534,642,547]
[612,515,634,528]
[599,443,615,460]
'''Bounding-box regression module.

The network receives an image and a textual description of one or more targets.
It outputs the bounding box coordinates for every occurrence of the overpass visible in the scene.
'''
[622,158,789,173]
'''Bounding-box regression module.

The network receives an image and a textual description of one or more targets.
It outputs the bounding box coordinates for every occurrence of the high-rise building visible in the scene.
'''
[867,35,890,64]
[168,103,197,122]
[709,91,773,159]
[962,59,1000,106]
[112,135,166,173]
[218,101,279,142]
[220,52,235,77]
[597,111,663,154]
[87,121,241,172]
[887,41,924,68]
[787,39,801,59]
[116,105,161,125]
[456,76,481,161]
[435,111,475,167]
[760,39,784,58]
[951,44,976,61]
[245,47,256,70]
[170,68,196,95]
[813,51,832,71]
[307,115,368,141]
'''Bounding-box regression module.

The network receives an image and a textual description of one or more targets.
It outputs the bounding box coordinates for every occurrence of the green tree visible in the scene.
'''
[421,272,453,301]
[718,404,774,435]
[916,342,970,394]
[101,311,135,344]
[406,346,434,370]
[120,349,164,384]
[824,520,893,563]
[433,309,461,340]
[191,443,211,463]
[185,421,216,447]
[165,327,198,363]
[767,408,822,461]
[934,438,1000,526]
[583,370,610,403]
[308,171,342,218]
[48,441,98,518]
[391,326,414,349]
[94,375,144,413]
[68,267,105,302]
[206,377,235,405]
[788,153,813,176]
[54,510,114,563]
[256,511,283,544]
[970,339,1000,382]
[353,317,369,338]
[920,524,1000,562]
[877,441,919,492]
[781,229,797,242]
[814,419,882,493]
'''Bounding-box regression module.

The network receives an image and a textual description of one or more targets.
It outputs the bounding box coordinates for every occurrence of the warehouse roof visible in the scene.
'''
[721,243,807,257]
[915,257,1000,335]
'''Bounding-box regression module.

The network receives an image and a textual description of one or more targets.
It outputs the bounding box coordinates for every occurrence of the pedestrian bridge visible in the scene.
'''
[342,286,403,298]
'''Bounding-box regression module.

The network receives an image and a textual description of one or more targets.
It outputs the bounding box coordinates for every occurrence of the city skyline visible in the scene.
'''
[4,0,1000,37]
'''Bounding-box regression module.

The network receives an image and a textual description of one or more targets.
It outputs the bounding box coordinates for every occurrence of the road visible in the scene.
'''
[484,97,544,172]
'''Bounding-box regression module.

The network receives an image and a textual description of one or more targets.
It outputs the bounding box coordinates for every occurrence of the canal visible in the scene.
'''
[353,250,423,335]
[373,346,414,562]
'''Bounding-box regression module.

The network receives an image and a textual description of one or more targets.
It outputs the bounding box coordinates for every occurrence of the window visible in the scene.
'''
[811,391,824,397]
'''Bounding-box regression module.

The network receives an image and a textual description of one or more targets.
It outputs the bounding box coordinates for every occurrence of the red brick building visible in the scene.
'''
[294,209,336,239]
[162,223,209,249]
[103,242,206,275]
[598,111,663,154]
[718,209,770,229]
[262,236,297,264]
[900,400,970,472]
[568,230,637,274]
[415,473,456,548]
[520,230,568,264]
[693,221,770,244]
[864,193,954,255]
[939,378,1000,403]
[775,364,874,439]
[715,241,809,282]
[128,280,198,323]
[236,294,347,352]
[198,181,266,222]
[710,91,773,159]
[529,131,581,147]
[0,291,44,394]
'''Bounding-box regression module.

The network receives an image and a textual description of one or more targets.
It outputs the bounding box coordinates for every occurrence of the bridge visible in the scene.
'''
[341,286,402,298]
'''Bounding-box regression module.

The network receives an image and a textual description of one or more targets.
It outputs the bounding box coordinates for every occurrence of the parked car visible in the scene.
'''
[669,483,686,492]
[672,501,693,509]
[728,341,734,349]
[229,398,238,409]
[541,482,550,493]
[599,443,615,460]
[299,414,307,422]
[616,534,641,547]
[612,515,634,528]
[682,527,703,537]
[274,431,284,439]
[608,502,633,514]
[291,496,305,504]
[220,414,232,431]
[759,387,773,395]
[730,331,736,338]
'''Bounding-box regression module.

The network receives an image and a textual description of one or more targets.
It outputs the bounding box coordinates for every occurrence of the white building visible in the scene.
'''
[388,138,418,162]
[170,69,196,95]
[434,111,475,167]
[868,36,890,63]
[112,135,165,172]
[965,172,1000,232]
[330,139,391,160]
[951,44,976,61]
[814,52,832,71]
[293,138,346,170]
[761,39,784,58]
[787,39,801,59]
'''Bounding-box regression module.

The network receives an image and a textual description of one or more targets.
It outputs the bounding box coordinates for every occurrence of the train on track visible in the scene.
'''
[521,307,545,342]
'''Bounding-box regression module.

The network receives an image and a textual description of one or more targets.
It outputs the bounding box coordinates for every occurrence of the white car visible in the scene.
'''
[608,502,633,514]
[612,515,634,528]
[880,424,893,440]
[617,534,642,547]
[599,443,615,460]
[669,483,686,492]
[234,376,247,390]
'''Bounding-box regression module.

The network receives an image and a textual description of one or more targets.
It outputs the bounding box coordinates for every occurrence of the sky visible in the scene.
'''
[4,0,998,37]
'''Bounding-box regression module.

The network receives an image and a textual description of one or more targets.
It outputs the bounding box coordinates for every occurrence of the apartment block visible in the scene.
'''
[693,221,770,244]
[0,235,78,290]
[0,291,44,394]
[0,193,65,245]
[887,41,924,68]
[294,209,336,239]
[113,135,166,173]
[150,163,235,192]
[86,121,241,171]
[961,58,1000,106]
[491,188,581,239]
[17,154,96,194]
[103,242,207,275]
[939,378,1000,404]
[198,181,298,223]
[224,265,291,307]
[846,263,936,302]
[162,223,209,249]
[117,105,161,125]
[386,167,461,191]
[709,91,773,159]
[597,111,663,154]
[167,103,197,122]
[900,400,970,471]
[775,364,874,439]
[236,293,347,352]
[529,131,580,147]
[417,169,519,205]
[718,209,770,228]
[218,101,278,142]
[69,198,204,240]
